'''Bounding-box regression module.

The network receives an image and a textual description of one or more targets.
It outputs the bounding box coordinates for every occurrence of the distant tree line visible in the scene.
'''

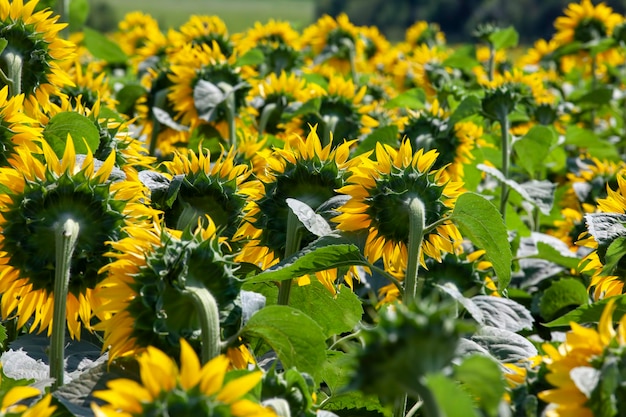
[314,0,626,43]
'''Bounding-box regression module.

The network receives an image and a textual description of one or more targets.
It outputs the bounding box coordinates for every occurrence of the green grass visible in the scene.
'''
[99,0,315,33]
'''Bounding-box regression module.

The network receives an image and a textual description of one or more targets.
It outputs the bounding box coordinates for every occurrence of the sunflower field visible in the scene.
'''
[4,0,626,416]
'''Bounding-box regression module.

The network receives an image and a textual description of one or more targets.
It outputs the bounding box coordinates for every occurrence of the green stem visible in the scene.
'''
[404,197,426,304]
[2,51,23,98]
[148,90,168,157]
[225,97,237,152]
[590,53,597,131]
[488,43,495,82]
[258,102,278,137]
[277,208,302,305]
[498,114,511,222]
[50,219,80,391]
[186,284,221,364]
[406,380,444,417]
[392,395,407,417]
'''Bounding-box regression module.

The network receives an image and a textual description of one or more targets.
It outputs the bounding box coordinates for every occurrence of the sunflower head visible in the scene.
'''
[93,339,276,417]
[0,86,43,166]
[405,20,446,48]
[169,15,233,57]
[554,0,624,46]
[96,219,242,360]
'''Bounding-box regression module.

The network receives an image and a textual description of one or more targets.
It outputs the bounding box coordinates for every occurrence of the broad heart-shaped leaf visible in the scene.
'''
[246,234,370,284]
[383,88,426,110]
[319,390,391,417]
[584,213,626,251]
[517,232,581,270]
[513,125,557,177]
[83,27,128,64]
[451,192,512,290]
[69,0,89,32]
[544,294,626,327]
[242,305,327,383]
[489,26,519,50]
[574,87,613,106]
[354,125,398,156]
[0,38,7,55]
[43,112,100,157]
[425,373,480,417]
[449,95,481,126]
[469,326,538,363]
[436,283,485,325]
[471,296,534,332]
[286,198,332,237]
[442,44,479,71]
[589,357,619,417]
[602,236,626,276]
[564,125,619,161]
[570,366,600,398]
[539,278,590,322]
[454,355,505,417]
[235,48,265,66]
[115,83,147,117]
[288,280,363,339]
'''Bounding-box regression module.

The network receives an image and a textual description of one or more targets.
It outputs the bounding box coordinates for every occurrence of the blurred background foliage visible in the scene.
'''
[76,0,626,43]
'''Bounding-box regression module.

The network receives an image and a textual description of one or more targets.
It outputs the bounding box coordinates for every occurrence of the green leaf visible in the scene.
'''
[69,0,89,32]
[320,390,391,417]
[471,296,534,332]
[454,355,505,417]
[235,48,266,66]
[383,88,426,110]
[83,27,128,64]
[451,192,512,290]
[0,38,7,55]
[600,236,626,276]
[288,280,363,339]
[43,112,100,157]
[544,295,626,327]
[286,198,332,237]
[285,97,322,118]
[247,234,370,284]
[489,26,519,50]
[539,278,589,322]
[442,45,479,71]
[115,84,147,117]
[425,373,480,417]
[242,305,327,382]
[470,326,538,362]
[353,125,398,156]
[449,95,481,126]
[513,125,557,176]
[575,87,613,106]
[531,241,581,270]
[584,213,626,249]
[564,125,619,161]
[319,351,353,393]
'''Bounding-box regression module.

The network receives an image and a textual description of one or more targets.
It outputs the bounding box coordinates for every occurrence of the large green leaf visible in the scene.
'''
[383,88,426,110]
[544,295,626,327]
[454,355,505,417]
[564,125,619,161]
[69,0,89,32]
[354,125,398,156]
[449,95,481,126]
[513,125,557,177]
[83,27,128,64]
[246,235,370,284]
[451,192,512,290]
[425,373,480,417]
[288,281,363,339]
[43,112,100,157]
[489,26,519,50]
[242,305,327,382]
[539,278,590,322]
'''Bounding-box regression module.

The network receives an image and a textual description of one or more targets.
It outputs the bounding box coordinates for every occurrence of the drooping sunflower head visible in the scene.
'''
[247,71,323,136]
[0,0,75,114]
[169,14,234,58]
[0,85,43,166]
[114,11,163,58]
[553,0,623,46]
[242,126,354,263]
[52,60,116,111]
[0,140,155,339]
[93,339,276,417]
[233,19,303,76]
[299,73,378,147]
[405,20,446,48]
[0,366,56,417]
[168,43,251,129]
[386,43,451,95]
[96,219,242,361]
[334,139,464,273]
[154,146,260,242]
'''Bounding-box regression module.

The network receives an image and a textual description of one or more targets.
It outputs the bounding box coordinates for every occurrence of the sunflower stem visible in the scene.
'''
[148,90,168,157]
[405,197,426,304]
[225,90,237,152]
[186,284,221,364]
[488,43,495,82]
[498,114,511,222]
[278,208,302,305]
[2,51,23,98]
[50,219,80,391]
[590,53,597,131]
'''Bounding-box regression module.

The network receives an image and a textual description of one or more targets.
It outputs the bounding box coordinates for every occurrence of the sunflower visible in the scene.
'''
[95,218,243,361]
[246,71,324,137]
[242,125,356,266]
[578,173,626,299]
[334,139,464,276]
[233,19,303,76]
[0,140,156,339]
[168,15,234,57]
[0,365,56,417]
[553,0,623,46]
[92,339,276,417]
[52,60,117,111]
[404,21,446,48]
[114,11,163,59]
[398,99,483,181]
[299,72,378,147]
[167,43,251,131]
[382,43,450,95]
[538,298,626,417]
[0,85,43,166]
[0,0,75,115]
[155,145,261,242]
